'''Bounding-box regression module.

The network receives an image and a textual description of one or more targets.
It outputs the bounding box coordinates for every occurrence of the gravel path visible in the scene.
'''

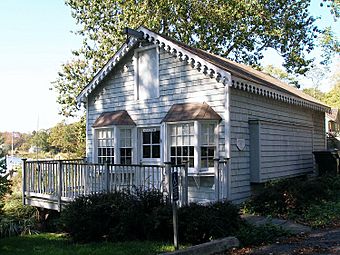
[227,228,340,255]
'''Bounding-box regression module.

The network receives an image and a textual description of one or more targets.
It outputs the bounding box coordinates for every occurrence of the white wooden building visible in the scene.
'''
[76,27,330,203]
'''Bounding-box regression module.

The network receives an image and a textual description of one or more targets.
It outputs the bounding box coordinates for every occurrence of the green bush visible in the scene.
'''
[61,191,243,244]
[244,175,340,218]
[61,189,169,243]
[178,201,241,244]
[301,201,340,228]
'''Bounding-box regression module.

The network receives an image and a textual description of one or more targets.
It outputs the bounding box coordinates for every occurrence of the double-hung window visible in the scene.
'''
[200,123,216,171]
[120,128,132,165]
[170,123,195,167]
[96,128,115,164]
[142,129,161,159]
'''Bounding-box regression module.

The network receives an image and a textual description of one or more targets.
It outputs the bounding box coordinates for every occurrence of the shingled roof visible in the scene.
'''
[92,110,136,128]
[162,102,222,123]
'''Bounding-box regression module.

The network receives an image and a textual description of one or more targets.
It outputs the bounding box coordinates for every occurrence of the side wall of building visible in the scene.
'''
[229,78,325,203]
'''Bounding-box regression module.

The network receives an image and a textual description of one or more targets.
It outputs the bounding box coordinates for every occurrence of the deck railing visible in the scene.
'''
[22,159,188,211]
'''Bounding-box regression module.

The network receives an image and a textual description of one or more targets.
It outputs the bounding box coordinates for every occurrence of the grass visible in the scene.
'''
[0,233,175,255]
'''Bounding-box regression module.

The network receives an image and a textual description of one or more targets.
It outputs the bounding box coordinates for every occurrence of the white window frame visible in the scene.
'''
[134,45,160,101]
[140,126,162,164]
[119,127,133,165]
[93,125,137,164]
[93,126,117,164]
[167,120,219,175]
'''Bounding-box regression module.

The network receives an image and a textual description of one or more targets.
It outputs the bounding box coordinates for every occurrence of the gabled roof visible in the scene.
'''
[162,102,222,123]
[77,26,330,112]
[92,110,136,128]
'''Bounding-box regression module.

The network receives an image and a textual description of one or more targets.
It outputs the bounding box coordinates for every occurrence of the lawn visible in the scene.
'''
[0,233,174,255]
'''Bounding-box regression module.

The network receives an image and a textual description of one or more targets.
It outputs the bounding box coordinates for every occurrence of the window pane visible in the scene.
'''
[189,146,194,156]
[143,132,150,144]
[152,145,160,158]
[201,147,207,156]
[152,131,160,143]
[177,147,181,156]
[183,146,188,156]
[171,146,176,156]
[171,136,176,146]
[208,159,214,167]
[143,145,151,158]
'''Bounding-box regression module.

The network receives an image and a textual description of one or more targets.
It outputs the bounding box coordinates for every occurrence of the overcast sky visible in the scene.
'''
[0,0,339,133]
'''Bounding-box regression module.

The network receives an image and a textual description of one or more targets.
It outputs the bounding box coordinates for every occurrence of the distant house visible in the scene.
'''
[74,27,330,203]
[326,108,340,135]
[28,146,42,154]
[326,108,340,149]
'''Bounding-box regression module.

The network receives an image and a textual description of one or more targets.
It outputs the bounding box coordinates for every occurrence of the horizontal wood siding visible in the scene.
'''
[87,47,225,202]
[229,82,325,203]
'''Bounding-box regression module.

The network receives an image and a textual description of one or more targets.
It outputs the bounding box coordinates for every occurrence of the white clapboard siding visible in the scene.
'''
[87,46,226,202]
[229,86,325,202]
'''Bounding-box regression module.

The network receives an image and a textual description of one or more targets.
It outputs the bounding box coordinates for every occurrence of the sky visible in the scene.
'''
[0,0,339,133]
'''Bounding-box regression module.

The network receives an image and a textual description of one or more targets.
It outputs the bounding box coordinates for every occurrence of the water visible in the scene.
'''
[6,155,22,171]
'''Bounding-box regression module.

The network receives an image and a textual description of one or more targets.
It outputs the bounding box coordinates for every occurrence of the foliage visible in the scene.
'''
[301,201,340,228]
[61,190,242,244]
[320,0,340,20]
[48,118,86,158]
[0,233,175,255]
[319,26,340,65]
[30,130,51,152]
[61,189,169,243]
[1,168,38,238]
[236,223,289,247]
[243,175,340,227]
[0,136,11,214]
[55,0,326,117]
[178,201,242,244]
[262,65,300,88]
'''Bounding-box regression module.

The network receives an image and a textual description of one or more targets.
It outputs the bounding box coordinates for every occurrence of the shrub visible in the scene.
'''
[178,200,242,244]
[61,189,169,243]
[244,175,340,218]
[61,191,243,245]
[301,201,340,228]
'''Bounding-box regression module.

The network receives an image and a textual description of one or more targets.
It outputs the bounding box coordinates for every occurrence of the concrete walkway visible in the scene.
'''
[242,215,312,235]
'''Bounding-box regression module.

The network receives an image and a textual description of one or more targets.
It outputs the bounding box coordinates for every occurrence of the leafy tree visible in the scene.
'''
[48,119,86,158]
[30,130,50,152]
[320,0,340,20]
[55,0,327,117]
[0,136,11,213]
[263,65,300,88]
[302,87,326,101]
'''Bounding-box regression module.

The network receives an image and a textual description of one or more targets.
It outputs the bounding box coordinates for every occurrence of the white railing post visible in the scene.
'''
[183,162,188,206]
[164,162,172,203]
[214,157,220,201]
[22,158,27,206]
[105,162,110,192]
[58,160,63,212]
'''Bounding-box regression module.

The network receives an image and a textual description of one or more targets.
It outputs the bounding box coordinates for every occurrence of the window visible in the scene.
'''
[170,123,195,167]
[142,129,160,159]
[96,129,114,164]
[120,128,132,165]
[201,123,215,169]
[135,46,159,100]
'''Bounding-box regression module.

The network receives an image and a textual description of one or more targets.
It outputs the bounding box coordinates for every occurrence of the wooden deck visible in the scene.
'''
[22,159,187,211]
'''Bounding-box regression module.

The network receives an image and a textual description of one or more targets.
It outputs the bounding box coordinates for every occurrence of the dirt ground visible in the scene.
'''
[226,227,340,255]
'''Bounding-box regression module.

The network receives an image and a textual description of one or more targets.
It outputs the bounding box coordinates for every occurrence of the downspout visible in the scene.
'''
[224,74,232,200]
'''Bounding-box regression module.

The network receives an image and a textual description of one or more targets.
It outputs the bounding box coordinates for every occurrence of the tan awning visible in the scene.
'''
[162,102,222,123]
[92,110,136,127]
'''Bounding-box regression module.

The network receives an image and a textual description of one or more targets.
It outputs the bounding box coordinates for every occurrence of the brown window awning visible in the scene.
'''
[92,110,136,128]
[161,102,222,123]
